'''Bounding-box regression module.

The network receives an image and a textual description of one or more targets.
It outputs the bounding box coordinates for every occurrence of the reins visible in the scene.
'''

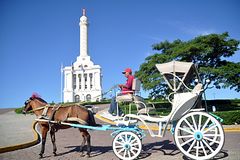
[26,101,85,113]
[31,105,49,112]
[24,105,49,114]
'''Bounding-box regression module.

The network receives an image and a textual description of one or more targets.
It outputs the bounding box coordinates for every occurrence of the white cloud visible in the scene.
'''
[166,20,217,36]
[181,27,216,36]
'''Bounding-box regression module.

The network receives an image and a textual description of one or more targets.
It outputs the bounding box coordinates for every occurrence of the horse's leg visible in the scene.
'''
[39,125,49,158]
[85,131,91,158]
[50,126,57,156]
[79,129,87,157]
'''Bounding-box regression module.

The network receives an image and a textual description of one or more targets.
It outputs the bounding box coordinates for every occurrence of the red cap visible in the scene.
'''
[122,68,132,74]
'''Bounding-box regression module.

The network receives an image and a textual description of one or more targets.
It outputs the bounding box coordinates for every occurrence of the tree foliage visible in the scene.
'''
[135,32,240,98]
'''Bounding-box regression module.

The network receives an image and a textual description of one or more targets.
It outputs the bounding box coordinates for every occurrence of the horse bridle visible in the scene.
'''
[24,98,48,113]
[24,99,31,106]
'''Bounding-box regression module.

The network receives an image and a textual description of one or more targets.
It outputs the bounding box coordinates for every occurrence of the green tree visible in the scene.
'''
[135,32,240,98]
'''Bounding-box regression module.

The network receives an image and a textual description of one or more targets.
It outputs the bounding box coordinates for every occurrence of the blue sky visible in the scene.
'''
[0,0,239,108]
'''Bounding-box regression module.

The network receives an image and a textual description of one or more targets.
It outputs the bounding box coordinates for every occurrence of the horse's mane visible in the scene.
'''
[30,96,48,104]
[35,97,48,104]
[30,93,48,104]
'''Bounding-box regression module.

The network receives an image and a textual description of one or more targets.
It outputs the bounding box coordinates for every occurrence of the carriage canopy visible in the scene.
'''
[155,61,200,92]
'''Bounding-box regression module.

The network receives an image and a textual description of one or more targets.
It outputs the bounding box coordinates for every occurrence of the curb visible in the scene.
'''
[95,113,240,133]
[95,113,116,125]
[0,121,40,153]
[224,128,240,132]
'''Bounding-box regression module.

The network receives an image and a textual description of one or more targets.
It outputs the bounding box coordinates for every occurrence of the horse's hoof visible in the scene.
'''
[53,152,57,156]
[86,154,90,158]
[80,153,85,157]
[39,153,43,159]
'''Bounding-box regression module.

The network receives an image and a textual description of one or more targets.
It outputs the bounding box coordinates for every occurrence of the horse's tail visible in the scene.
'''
[87,110,101,127]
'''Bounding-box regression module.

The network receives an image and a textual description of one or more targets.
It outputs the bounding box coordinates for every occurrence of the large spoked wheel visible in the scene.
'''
[112,131,142,160]
[174,111,225,160]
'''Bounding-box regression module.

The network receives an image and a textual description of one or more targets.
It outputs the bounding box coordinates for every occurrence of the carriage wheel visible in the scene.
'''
[112,131,142,160]
[174,112,224,160]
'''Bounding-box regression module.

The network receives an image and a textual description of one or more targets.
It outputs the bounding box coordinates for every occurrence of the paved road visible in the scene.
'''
[0,106,239,160]
[0,118,239,160]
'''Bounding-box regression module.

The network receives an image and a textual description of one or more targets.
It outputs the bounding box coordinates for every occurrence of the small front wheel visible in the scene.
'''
[174,112,224,160]
[112,131,142,160]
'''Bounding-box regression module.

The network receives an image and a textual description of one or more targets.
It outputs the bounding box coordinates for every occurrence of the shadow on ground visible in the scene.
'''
[40,140,229,160]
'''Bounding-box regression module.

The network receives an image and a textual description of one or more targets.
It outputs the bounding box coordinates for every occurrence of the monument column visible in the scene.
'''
[79,8,88,57]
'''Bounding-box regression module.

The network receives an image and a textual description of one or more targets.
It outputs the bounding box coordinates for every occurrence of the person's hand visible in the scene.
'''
[118,84,124,89]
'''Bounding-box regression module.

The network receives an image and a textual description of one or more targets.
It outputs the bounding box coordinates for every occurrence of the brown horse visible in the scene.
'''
[23,95,98,158]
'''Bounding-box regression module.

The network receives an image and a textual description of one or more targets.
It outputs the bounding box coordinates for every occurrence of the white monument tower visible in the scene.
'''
[63,9,102,102]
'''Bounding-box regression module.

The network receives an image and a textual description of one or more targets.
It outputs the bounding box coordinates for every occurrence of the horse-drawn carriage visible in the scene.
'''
[23,61,225,160]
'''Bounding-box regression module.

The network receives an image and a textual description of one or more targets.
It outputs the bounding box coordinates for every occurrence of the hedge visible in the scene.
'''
[119,104,240,125]
[147,99,240,112]
[15,98,240,125]
[211,110,240,125]
[15,107,24,114]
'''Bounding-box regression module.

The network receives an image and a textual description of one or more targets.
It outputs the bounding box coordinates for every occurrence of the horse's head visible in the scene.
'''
[22,97,34,114]
[22,93,47,114]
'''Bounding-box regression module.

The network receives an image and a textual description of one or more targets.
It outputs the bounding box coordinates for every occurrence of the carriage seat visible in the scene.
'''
[168,83,203,121]
[136,83,204,123]
[116,79,141,102]
[116,79,156,115]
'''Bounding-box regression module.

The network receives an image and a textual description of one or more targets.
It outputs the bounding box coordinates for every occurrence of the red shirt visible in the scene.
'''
[122,75,134,94]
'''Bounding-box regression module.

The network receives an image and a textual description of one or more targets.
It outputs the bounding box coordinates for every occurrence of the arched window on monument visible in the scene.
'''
[84,73,87,89]
[73,74,76,89]
[78,74,81,89]
[89,73,93,89]
[75,95,80,102]
[86,94,91,101]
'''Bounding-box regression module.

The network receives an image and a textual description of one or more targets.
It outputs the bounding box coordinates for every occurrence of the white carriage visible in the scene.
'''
[110,61,225,160]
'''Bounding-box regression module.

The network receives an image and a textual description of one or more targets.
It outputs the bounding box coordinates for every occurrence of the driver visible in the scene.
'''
[108,68,134,116]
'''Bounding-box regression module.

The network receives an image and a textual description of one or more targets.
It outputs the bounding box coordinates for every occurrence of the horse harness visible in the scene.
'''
[31,104,88,125]
[40,104,61,121]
